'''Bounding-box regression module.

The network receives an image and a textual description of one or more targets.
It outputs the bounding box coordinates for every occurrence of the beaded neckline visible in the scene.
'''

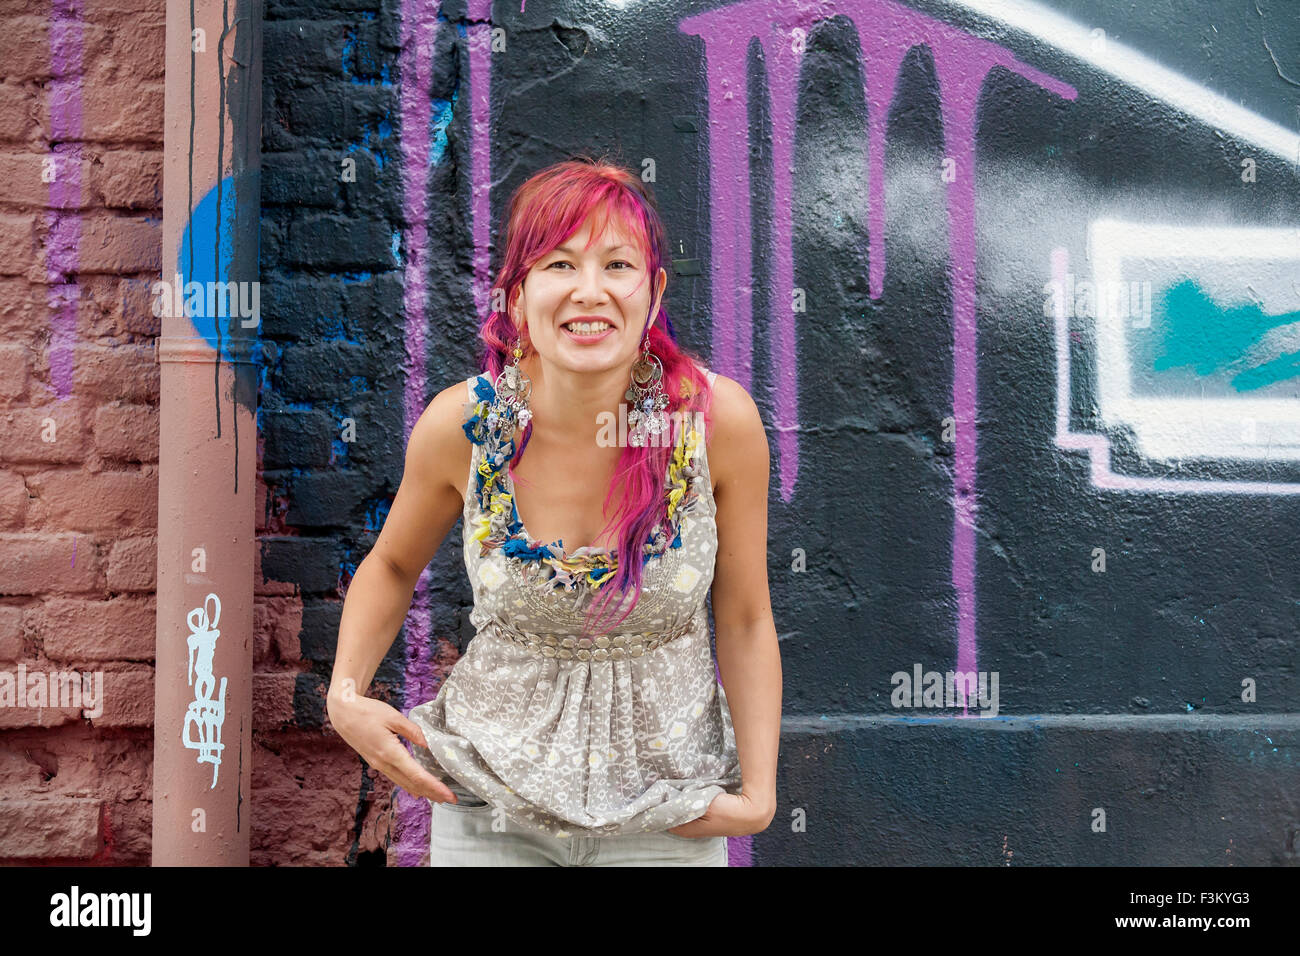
[463,373,706,591]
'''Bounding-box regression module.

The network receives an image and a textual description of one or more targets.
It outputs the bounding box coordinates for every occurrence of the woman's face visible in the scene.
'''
[512,213,666,378]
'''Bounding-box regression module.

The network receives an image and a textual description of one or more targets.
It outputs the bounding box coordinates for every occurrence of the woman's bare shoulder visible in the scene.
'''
[704,372,762,436]
[366,378,477,583]
[702,372,767,489]
[405,375,478,501]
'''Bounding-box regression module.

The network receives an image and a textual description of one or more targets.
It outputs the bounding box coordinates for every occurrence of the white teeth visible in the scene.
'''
[565,321,610,334]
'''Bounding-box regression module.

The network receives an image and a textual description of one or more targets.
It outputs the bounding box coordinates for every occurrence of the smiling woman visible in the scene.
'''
[327,153,782,868]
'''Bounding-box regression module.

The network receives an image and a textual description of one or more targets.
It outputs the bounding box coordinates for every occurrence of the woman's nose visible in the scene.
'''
[571,264,609,302]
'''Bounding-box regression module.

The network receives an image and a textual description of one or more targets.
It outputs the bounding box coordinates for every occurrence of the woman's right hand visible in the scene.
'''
[326,680,461,804]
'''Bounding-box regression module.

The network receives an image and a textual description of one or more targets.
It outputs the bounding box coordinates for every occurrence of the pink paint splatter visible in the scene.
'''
[46,0,86,402]
[680,0,1075,703]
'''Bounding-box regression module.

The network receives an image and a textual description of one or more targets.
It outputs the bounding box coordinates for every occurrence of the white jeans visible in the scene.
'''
[428,780,730,867]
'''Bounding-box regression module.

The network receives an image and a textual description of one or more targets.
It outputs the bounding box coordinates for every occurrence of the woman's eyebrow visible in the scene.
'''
[554,242,634,254]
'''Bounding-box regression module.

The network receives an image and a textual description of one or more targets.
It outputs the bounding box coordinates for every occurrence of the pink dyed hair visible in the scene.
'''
[477,153,713,636]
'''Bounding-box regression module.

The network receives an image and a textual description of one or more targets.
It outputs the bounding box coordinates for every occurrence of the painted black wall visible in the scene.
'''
[259,0,1300,864]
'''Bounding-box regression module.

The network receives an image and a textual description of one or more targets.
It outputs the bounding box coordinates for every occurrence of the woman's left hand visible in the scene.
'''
[666,791,774,839]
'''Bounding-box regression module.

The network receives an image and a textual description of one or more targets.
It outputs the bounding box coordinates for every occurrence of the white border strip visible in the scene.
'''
[946,0,1300,163]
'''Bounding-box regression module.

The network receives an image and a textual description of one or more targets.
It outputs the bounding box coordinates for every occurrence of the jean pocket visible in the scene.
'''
[438,796,490,811]
[436,783,490,811]
[663,828,697,842]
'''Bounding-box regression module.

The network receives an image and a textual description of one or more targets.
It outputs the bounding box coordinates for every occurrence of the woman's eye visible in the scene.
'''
[546,260,634,270]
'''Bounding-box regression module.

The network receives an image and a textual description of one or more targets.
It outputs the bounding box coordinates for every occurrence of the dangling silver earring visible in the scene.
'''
[488,332,532,437]
[626,325,669,447]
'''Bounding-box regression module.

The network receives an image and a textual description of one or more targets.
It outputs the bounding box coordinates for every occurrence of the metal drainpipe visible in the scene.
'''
[152,0,262,865]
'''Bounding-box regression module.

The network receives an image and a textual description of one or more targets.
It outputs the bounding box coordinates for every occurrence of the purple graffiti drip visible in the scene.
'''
[469,0,494,319]
[397,0,441,868]
[682,0,1075,706]
[395,0,494,869]
[46,0,85,402]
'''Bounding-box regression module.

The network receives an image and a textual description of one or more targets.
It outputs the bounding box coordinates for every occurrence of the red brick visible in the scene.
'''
[0,344,30,400]
[118,277,163,336]
[253,596,302,664]
[0,731,151,795]
[68,20,135,78]
[0,0,170,866]
[54,344,158,403]
[0,214,38,276]
[62,275,141,341]
[0,154,94,209]
[250,785,375,867]
[104,796,151,863]
[0,405,90,464]
[0,660,102,703]
[0,470,27,528]
[0,706,83,729]
[90,667,152,727]
[271,596,302,662]
[106,535,155,592]
[254,672,298,729]
[253,602,268,662]
[75,217,160,274]
[108,17,165,81]
[94,402,158,462]
[249,742,394,865]
[38,596,155,662]
[24,345,154,407]
[81,75,164,145]
[0,605,22,659]
[255,475,269,533]
[0,534,102,595]
[0,84,43,143]
[25,467,157,532]
[0,278,43,341]
[0,18,52,84]
[0,661,85,728]
[0,797,103,859]
[82,0,169,16]
[90,151,162,209]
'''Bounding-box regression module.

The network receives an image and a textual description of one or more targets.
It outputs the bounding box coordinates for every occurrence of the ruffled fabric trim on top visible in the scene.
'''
[462,373,705,592]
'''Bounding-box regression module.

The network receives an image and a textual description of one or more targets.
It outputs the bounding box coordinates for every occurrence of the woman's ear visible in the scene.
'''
[650,267,667,321]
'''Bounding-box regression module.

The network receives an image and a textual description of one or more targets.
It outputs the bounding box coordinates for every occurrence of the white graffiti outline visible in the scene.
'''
[1053,223,1300,495]
[946,0,1300,163]
[182,592,228,788]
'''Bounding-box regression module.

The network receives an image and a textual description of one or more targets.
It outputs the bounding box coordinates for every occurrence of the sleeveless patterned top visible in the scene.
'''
[407,366,742,838]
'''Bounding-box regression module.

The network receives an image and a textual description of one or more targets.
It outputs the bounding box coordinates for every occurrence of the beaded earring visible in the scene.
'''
[488,333,532,439]
[626,325,669,447]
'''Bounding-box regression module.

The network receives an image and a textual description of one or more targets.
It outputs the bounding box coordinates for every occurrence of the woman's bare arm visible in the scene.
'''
[325,379,473,803]
[707,374,781,824]
[329,380,471,698]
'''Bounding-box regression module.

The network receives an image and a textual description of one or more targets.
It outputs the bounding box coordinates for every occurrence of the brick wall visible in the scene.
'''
[0,0,164,864]
[0,0,403,867]
[251,0,411,866]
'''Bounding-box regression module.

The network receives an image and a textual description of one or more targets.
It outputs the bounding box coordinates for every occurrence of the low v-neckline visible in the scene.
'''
[502,456,651,560]
[465,372,705,586]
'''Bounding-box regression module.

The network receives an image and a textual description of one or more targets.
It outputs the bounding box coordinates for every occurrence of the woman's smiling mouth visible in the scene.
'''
[561,319,615,341]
